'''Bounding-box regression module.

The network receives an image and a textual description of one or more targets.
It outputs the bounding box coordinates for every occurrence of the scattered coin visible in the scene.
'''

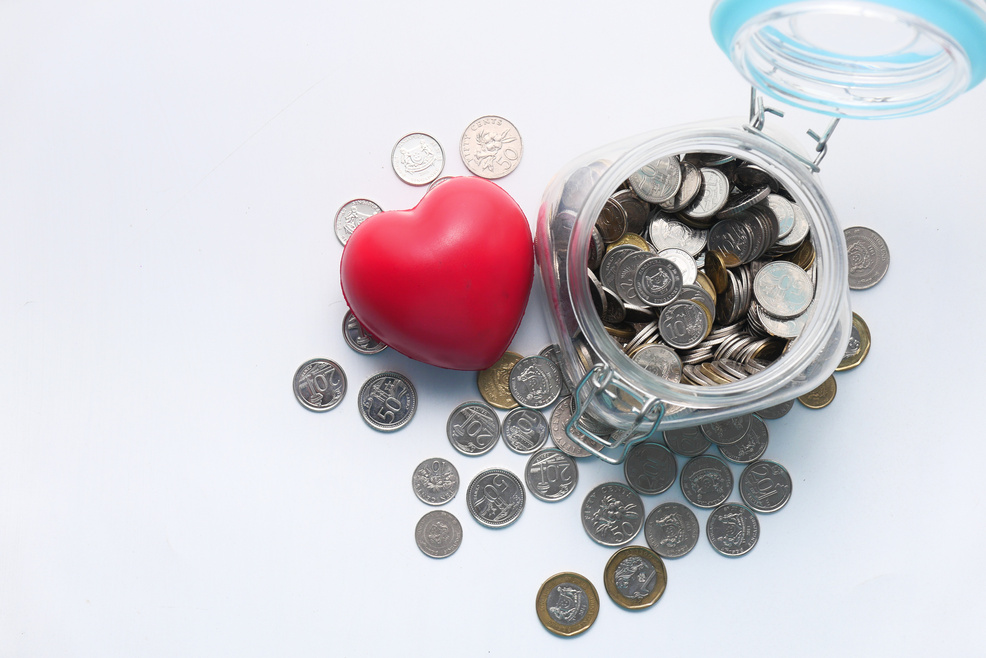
[740,460,793,513]
[701,415,752,446]
[467,468,526,528]
[644,502,700,559]
[502,407,549,454]
[663,426,711,457]
[798,374,837,409]
[392,132,445,185]
[293,358,346,412]
[836,311,871,371]
[342,310,387,355]
[411,457,460,506]
[845,226,890,290]
[358,371,416,431]
[717,414,769,464]
[603,545,668,610]
[707,503,760,557]
[509,355,563,409]
[525,448,579,502]
[415,510,462,559]
[447,401,501,456]
[459,115,523,179]
[580,482,644,547]
[334,198,382,246]
[756,400,795,419]
[680,454,733,508]
[623,441,677,495]
[477,351,522,410]
[536,572,599,637]
[428,175,455,190]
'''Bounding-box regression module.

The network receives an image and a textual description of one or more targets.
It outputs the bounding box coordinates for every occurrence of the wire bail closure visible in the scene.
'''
[745,88,840,173]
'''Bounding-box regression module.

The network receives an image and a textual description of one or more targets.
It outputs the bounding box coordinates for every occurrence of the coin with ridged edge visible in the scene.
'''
[740,459,793,513]
[581,482,644,547]
[645,502,700,558]
[525,448,578,502]
[707,503,760,557]
[502,407,549,454]
[293,358,346,412]
[467,468,525,528]
[798,375,837,409]
[536,572,599,637]
[342,310,387,355]
[603,545,667,610]
[845,226,890,290]
[508,356,562,409]
[391,132,444,186]
[477,351,522,410]
[411,457,459,506]
[415,510,462,558]
[358,372,416,431]
[459,115,523,179]
[334,198,381,246]
[447,401,500,456]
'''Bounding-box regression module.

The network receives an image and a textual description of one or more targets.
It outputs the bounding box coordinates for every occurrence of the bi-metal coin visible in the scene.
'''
[536,572,599,637]
[603,545,667,610]
[836,312,871,372]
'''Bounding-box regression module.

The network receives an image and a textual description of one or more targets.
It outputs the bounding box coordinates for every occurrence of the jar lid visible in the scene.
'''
[711,0,986,119]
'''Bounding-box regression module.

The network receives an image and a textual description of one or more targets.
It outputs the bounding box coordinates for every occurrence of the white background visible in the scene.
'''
[2,1,985,656]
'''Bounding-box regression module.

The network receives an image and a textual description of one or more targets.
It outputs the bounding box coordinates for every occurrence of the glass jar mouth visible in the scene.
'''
[566,122,848,410]
[712,0,986,119]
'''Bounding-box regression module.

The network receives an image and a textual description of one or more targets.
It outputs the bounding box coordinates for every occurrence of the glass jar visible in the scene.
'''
[535,0,986,464]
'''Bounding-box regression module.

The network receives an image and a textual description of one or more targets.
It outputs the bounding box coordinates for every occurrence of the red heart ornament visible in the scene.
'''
[340,176,534,371]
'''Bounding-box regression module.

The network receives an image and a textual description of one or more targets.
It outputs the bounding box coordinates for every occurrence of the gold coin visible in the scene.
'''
[476,351,522,409]
[835,312,871,372]
[607,232,649,252]
[536,572,599,637]
[703,250,728,294]
[603,545,667,610]
[786,238,815,270]
[695,271,718,305]
[798,374,837,409]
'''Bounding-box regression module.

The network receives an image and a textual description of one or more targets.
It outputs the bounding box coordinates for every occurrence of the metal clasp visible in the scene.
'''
[745,88,840,173]
[566,365,665,465]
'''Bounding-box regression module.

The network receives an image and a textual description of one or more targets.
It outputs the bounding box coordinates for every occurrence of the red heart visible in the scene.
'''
[340,176,533,371]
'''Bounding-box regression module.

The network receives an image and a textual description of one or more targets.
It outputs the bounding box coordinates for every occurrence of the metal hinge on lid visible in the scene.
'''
[744,88,840,173]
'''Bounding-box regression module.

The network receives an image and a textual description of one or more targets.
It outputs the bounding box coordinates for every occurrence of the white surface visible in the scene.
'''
[2,1,985,656]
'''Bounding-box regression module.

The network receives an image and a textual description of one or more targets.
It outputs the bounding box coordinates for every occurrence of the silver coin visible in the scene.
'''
[701,414,752,446]
[765,194,795,239]
[644,502,700,558]
[334,198,382,246]
[628,156,682,203]
[358,371,416,431]
[538,344,571,397]
[753,261,813,320]
[412,457,460,506]
[549,399,595,458]
[391,132,445,185]
[293,358,346,412]
[657,160,702,213]
[580,482,644,547]
[708,216,756,266]
[502,408,550,454]
[623,441,677,495]
[459,115,523,179]
[753,299,814,339]
[467,468,525,528]
[659,299,709,350]
[680,455,733,508]
[447,401,501,456]
[648,212,708,256]
[740,459,793,513]
[716,184,771,219]
[634,257,683,307]
[707,503,760,557]
[415,510,462,558]
[614,249,655,305]
[525,448,579,502]
[656,248,697,286]
[776,202,810,248]
[756,400,795,419]
[845,226,890,289]
[509,356,563,409]
[600,244,640,293]
[681,167,730,220]
[630,343,682,383]
[717,414,769,464]
[342,310,387,355]
[428,175,455,190]
[663,426,710,457]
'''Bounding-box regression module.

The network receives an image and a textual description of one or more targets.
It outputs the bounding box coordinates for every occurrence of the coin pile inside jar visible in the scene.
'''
[587,153,817,386]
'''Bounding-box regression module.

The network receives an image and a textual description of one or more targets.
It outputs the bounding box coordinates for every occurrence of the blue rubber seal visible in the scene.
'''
[711,0,986,92]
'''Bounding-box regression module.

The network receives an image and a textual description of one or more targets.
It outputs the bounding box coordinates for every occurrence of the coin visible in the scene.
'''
[836,311,871,371]
[459,115,523,179]
[447,401,500,456]
[334,198,382,246]
[740,459,793,513]
[628,156,682,203]
[634,256,684,307]
[717,414,769,464]
[754,261,814,319]
[476,351,522,410]
[756,399,795,419]
[536,572,599,637]
[659,299,709,349]
[467,468,525,528]
[391,132,445,185]
[798,374,837,409]
[649,212,708,256]
[342,310,387,355]
[358,371,416,431]
[657,160,702,213]
[663,426,710,457]
[415,510,462,558]
[412,457,460,506]
[680,455,733,508]
[549,398,597,458]
[525,448,579,502]
[580,482,644,547]
[603,545,667,610]
[701,414,752,446]
[293,358,346,412]
[630,344,682,383]
[623,441,677,495]
[845,226,890,289]
[707,503,760,557]
[509,356,562,409]
[502,408,549,454]
[681,167,730,221]
[644,502,700,558]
